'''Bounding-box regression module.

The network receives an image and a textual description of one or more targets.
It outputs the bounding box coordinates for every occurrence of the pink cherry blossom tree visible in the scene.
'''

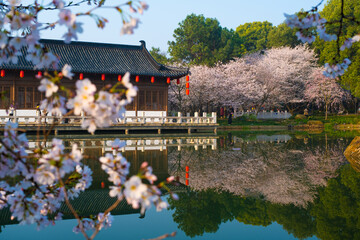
[261,46,315,113]
[169,46,321,115]
[305,68,352,119]
[221,46,316,114]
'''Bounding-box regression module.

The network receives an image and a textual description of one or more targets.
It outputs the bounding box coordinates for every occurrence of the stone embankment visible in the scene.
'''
[344,136,360,172]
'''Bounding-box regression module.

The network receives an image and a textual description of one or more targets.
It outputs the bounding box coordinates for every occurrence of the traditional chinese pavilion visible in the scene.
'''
[0,39,189,117]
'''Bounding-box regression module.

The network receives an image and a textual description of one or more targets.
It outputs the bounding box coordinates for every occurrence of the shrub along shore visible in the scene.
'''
[217,114,360,131]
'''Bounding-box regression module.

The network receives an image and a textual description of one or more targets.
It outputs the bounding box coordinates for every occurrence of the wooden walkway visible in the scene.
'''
[0,113,218,135]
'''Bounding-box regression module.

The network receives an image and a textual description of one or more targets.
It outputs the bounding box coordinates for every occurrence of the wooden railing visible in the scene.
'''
[26,137,218,151]
[0,112,217,125]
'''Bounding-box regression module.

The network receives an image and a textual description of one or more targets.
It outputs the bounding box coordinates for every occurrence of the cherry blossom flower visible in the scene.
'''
[0,31,8,49]
[59,9,76,27]
[53,0,65,9]
[9,37,25,50]
[73,219,95,234]
[121,18,140,35]
[97,212,113,230]
[38,78,59,97]
[35,169,56,185]
[111,138,126,149]
[109,186,123,199]
[62,64,74,79]
[123,176,147,208]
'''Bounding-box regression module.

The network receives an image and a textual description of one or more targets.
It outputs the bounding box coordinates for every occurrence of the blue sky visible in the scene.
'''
[42,0,324,53]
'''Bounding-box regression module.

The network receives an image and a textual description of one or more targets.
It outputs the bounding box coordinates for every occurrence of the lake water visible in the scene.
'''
[1,131,359,240]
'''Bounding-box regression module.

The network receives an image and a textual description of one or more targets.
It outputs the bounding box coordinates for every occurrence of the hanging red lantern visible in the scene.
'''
[135,75,139,82]
[118,75,122,82]
[101,182,105,189]
[20,70,24,78]
[176,78,180,84]
[101,74,105,81]
[1,70,5,77]
[185,179,189,186]
[185,166,189,172]
[186,89,190,95]
[151,76,155,83]
[185,172,189,179]
[186,75,189,81]
[166,77,170,84]
[37,71,42,77]
[79,73,84,80]
[186,82,190,88]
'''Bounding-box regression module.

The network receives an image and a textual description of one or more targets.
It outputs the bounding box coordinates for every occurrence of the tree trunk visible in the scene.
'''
[325,102,328,120]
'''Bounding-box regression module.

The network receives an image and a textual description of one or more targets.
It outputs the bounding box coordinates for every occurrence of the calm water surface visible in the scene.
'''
[1,131,359,240]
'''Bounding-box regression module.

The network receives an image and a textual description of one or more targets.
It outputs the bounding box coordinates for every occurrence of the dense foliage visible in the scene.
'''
[168,14,246,66]
[235,21,274,53]
[312,0,360,97]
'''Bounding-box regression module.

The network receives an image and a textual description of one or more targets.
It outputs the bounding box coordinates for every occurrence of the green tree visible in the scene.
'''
[312,0,360,97]
[168,14,246,66]
[236,21,274,53]
[169,188,315,238]
[149,47,169,65]
[311,165,360,240]
[267,23,301,48]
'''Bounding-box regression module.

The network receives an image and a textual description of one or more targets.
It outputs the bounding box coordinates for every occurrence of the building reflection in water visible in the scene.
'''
[0,135,218,226]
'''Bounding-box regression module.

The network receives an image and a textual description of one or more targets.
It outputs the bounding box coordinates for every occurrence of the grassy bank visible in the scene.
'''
[218,114,360,129]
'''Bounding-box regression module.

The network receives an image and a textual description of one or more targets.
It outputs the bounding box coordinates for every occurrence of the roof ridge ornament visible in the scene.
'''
[139,40,146,48]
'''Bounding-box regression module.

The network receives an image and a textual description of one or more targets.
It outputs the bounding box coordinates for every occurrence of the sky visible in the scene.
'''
[41,0,325,53]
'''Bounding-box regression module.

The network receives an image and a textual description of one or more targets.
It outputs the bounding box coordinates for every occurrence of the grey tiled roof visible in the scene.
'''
[3,39,189,78]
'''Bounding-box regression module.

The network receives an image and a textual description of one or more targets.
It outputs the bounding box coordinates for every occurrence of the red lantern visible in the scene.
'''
[101,182,105,189]
[79,73,84,80]
[186,82,190,88]
[186,89,190,95]
[186,75,189,81]
[101,74,105,81]
[37,71,42,77]
[20,70,24,78]
[185,179,189,186]
[185,172,189,179]
[176,78,180,84]
[1,70,5,77]
[151,76,155,83]
[136,76,139,82]
[118,75,122,82]
[167,77,170,84]
[185,166,189,172]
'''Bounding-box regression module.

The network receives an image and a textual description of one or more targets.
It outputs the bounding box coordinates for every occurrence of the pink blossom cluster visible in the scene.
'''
[284,8,360,78]
[284,12,336,43]
[0,122,176,237]
[36,65,138,133]
[0,0,148,69]
[0,122,70,226]
[102,141,175,215]
[323,58,351,78]
[340,35,360,51]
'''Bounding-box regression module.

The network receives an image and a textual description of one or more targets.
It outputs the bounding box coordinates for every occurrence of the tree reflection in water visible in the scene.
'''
[168,133,360,239]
